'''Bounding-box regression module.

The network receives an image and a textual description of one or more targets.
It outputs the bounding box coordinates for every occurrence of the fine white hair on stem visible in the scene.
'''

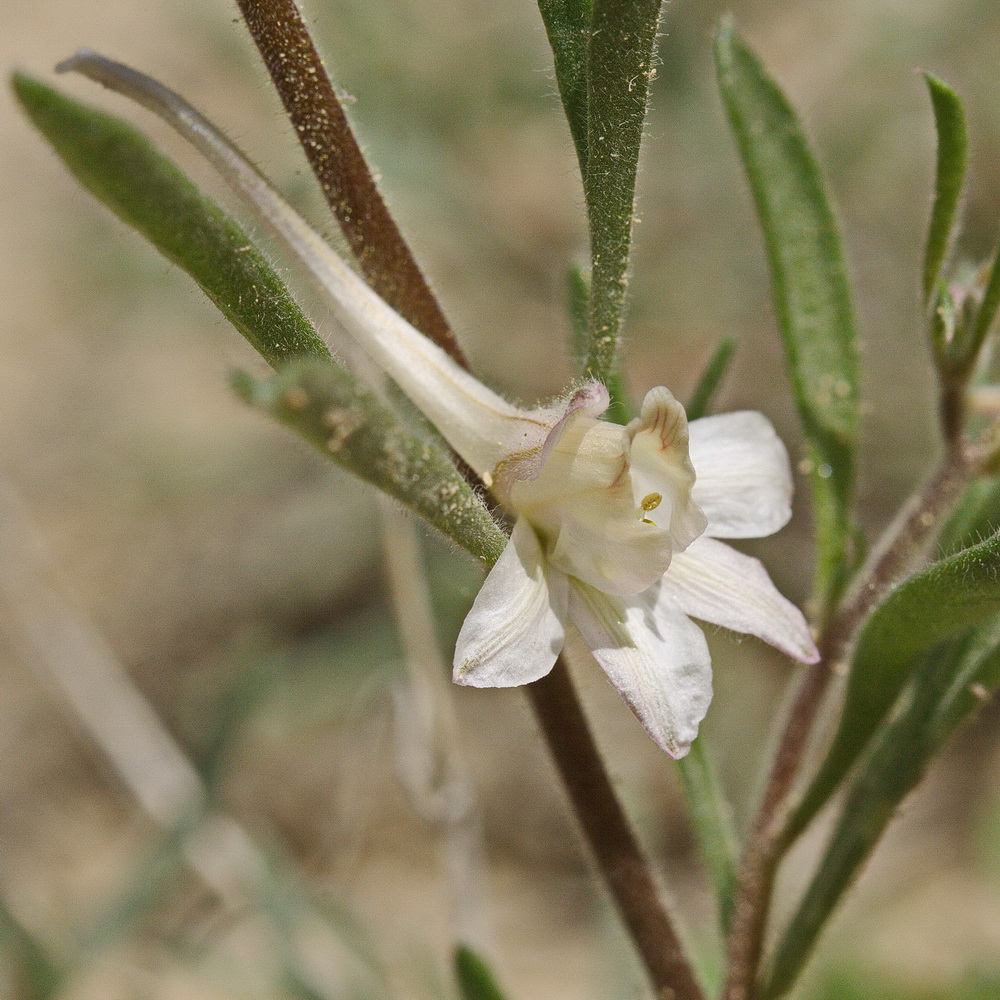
[57,50,551,477]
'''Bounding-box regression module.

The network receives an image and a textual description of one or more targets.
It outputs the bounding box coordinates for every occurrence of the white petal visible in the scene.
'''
[61,52,553,477]
[454,519,568,687]
[511,412,674,596]
[568,581,713,758]
[688,411,793,539]
[663,536,819,663]
[549,511,673,597]
[627,387,707,549]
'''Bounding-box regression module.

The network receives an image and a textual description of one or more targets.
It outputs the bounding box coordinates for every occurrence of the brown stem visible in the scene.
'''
[721,442,977,1000]
[235,0,467,367]
[237,7,701,990]
[528,656,706,1000]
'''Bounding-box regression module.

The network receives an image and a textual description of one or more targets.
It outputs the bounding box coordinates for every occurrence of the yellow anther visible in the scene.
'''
[640,492,662,512]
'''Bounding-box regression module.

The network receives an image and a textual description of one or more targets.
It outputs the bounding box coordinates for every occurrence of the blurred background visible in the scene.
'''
[4,0,1000,996]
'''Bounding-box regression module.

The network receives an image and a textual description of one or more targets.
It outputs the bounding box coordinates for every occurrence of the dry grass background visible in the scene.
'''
[4,0,1000,997]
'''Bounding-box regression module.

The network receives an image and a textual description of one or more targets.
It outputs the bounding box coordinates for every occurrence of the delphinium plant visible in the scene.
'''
[10,1,1000,998]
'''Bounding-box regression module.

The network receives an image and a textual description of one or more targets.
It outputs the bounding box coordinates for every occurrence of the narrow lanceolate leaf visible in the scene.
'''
[582,0,662,389]
[714,21,860,614]
[537,0,592,174]
[454,945,510,1000]
[11,73,329,368]
[234,359,507,566]
[922,72,969,305]
[788,529,1000,841]
[766,614,1000,999]
[686,337,738,421]
[764,646,956,999]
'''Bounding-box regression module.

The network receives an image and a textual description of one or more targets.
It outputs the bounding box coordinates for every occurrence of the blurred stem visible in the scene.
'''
[0,479,264,907]
[234,0,465,365]
[722,440,978,1000]
[0,478,357,999]
[678,739,739,935]
[378,498,491,951]
[528,656,706,1000]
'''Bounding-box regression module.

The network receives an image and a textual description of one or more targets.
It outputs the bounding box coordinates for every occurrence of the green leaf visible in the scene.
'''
[455,945,509,1000]
[922,72,969,305]
[582,0,662,389]
[677,739,739,934]
[567,263,591,366]
[537,0,592,173]
[714,21,861,614]
[972,246,1000,359]
[788,529,1000,841]
[686,337,738,421]
[766,616,1000,998]
[936,475,1000,557]
[234,359,507,566]
[0,896,64,1000]
[764,656,948,998]
[11,73,330,368]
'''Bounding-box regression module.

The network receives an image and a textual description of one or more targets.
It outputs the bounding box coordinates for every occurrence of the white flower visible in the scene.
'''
[453,381,819,757]
[71,53,819,757]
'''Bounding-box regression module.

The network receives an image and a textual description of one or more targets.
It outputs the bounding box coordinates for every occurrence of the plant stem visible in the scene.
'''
[235,0,465,365]
[721,441,977,1000]
[237,6,703,989]
[528,655,706,1000]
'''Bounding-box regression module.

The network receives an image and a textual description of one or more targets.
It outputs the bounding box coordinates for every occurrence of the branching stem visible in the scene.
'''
[721,440,978,1000]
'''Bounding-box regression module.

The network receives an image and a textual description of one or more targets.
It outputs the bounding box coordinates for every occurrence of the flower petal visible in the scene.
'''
[549,510,673,597]
[687,411,793,538]
[627,387,707,549]
[662,536,819,663]
[568,581,712,758]
[454,518,568,687]
[511,411,674,596]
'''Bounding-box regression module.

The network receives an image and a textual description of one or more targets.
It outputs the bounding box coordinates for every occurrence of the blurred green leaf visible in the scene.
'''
[714,20,861,614]
[581,0,661,402]
[972,249,1000,360]
[809,967,1000,1000]
[686,337,738,421]
[767,616,1000,997]
[677,739,739,934]
[11,73,330,368]
[537,0,591,172]
[0,897,64,1000]
[234,359,507,566]
[567,263,591,367]
[922,72,969,304]
[937,475,1000,557]
[789,529,1000,844]
[455,945,509,1000]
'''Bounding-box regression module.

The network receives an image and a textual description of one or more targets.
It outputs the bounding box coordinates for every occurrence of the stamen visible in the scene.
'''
[640,492,662,512]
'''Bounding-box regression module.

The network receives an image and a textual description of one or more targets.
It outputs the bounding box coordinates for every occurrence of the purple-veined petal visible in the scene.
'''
[662,536,819,663]
[454,518,568,687]
[568,581,713,758]
[688,411,793,539]
[627,387,707,549]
